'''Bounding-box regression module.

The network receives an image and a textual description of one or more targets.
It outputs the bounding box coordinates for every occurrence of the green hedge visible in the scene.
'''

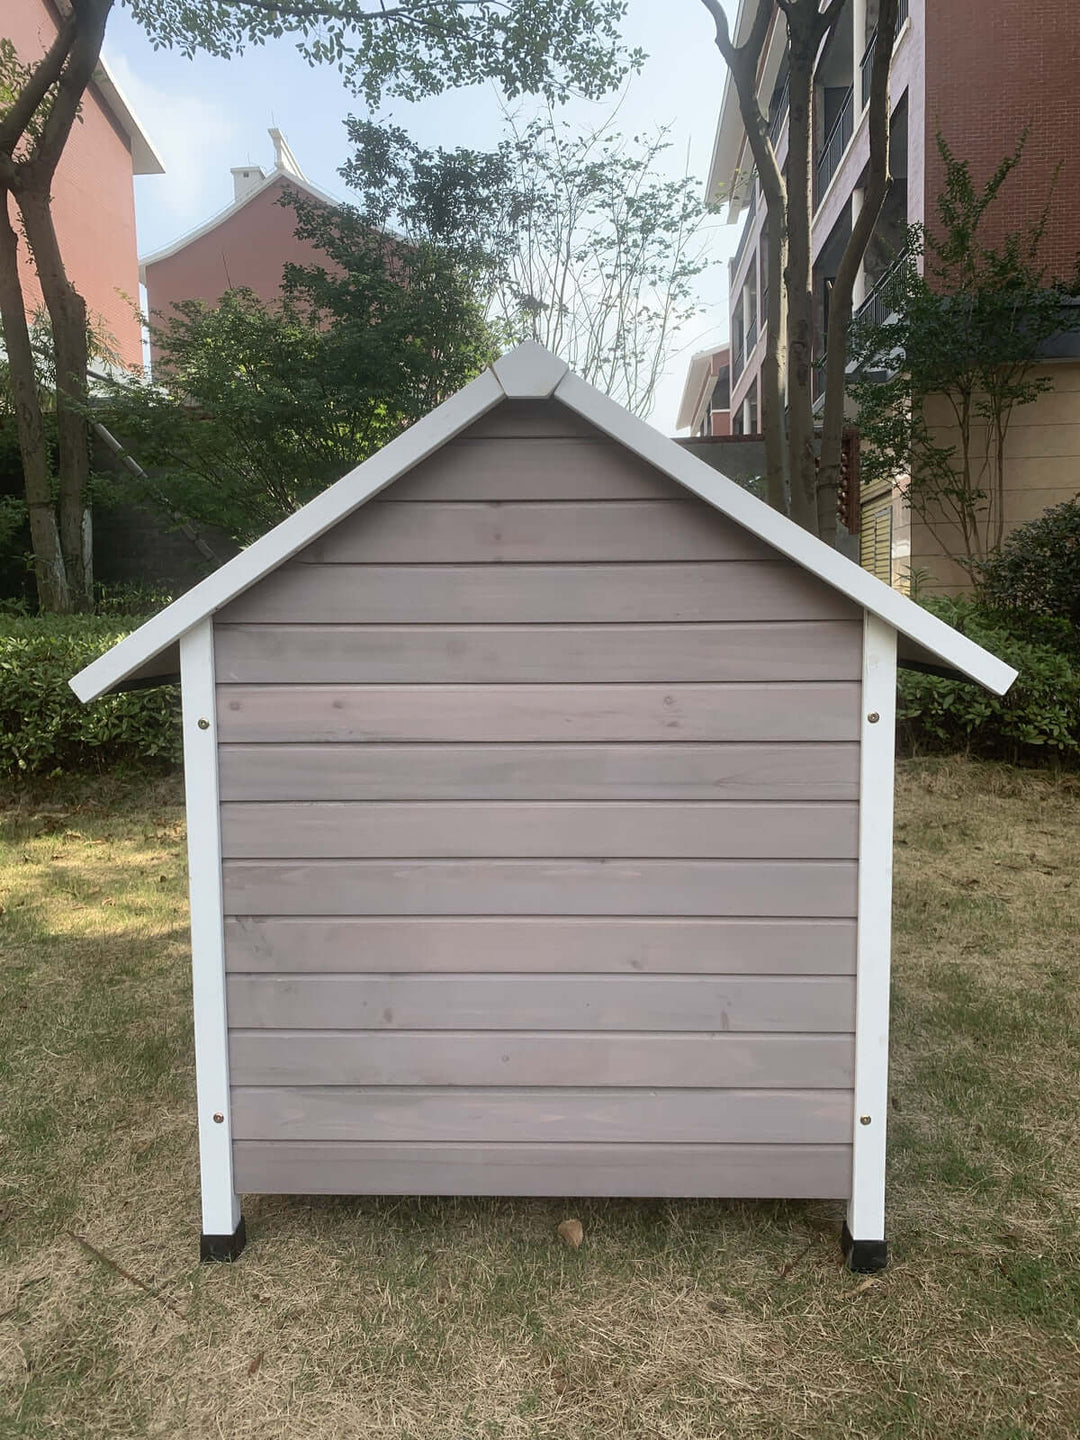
[898,597,1080,765]
[0,616,181,777]
[3,597,1076,778]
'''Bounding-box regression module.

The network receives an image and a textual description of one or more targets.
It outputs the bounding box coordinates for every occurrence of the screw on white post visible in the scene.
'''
[845,611,897,1274]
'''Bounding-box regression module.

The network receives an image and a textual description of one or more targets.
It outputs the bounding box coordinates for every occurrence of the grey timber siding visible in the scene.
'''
[216,398,862,1200]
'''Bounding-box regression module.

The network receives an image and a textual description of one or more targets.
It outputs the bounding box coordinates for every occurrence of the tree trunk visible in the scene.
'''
[704,0,788,513]
[0,0,112,611]
[784,12,819,536]
[817,0,898,546]
[761,210,789,513]
[0,192,70,611]
[18,186,93,609]
[736,72,788,516]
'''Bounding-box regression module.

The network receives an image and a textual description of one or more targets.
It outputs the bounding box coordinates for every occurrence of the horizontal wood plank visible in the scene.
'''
[228,1031,856,1088]
[213,622,865,685]
[461,400,601,438]
[388,439,679,501]
[232,1139,853,1198]
[217,563,858,626]
[300,502,774,564]
[229,1086,854,1144]
[224,917,859,975]
[225,974,856,1031]
[217,742,861,802]
[221,858,858,917]
[219,801,859,860]
[215,683,861,745]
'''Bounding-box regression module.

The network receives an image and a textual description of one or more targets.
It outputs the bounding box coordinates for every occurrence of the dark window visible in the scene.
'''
[711,365,730,412]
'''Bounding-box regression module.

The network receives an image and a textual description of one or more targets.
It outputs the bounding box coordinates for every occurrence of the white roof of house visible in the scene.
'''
[51,0,164,176]
[70,341,1018,703]
[93,56,164,176]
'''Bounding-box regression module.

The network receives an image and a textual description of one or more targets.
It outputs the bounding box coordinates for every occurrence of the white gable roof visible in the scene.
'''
[70,342,1017,703]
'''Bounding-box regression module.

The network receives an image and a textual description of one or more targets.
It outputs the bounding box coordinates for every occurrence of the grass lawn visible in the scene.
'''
[1,759,1078,1438]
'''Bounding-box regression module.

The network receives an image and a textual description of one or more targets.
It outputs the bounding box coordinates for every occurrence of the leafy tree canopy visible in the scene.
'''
[98,216,497,543]
[123,0,643,104]
[339,110,711,415]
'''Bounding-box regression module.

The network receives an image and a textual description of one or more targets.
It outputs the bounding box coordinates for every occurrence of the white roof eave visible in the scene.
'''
[69,341,1017,703]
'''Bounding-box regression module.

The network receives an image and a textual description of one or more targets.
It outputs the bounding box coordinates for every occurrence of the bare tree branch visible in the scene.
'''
[31,0,113,179]
[703,0,788,513]
[817,0,899,540]
[0,12,76,156]
[819,0,849,34]
[698,0,734,56]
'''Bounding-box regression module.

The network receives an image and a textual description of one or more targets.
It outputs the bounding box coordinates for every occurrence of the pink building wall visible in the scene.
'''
[143,175,331,327]
[5,0,142,368]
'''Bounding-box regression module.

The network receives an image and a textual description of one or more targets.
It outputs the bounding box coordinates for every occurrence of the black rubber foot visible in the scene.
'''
[841,1222,888,1273]
[200,1215,247,1262]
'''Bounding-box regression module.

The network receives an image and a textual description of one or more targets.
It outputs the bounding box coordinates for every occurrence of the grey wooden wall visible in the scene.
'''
[213,399,863,1200]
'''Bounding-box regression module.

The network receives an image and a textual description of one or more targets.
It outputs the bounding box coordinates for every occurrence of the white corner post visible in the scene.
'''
[180,619,244,1259]
[846,611,898,1270]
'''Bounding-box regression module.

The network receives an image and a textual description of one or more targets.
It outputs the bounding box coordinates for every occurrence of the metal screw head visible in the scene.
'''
[197,717,211,730]
[859,1114,872,1126]
[867,712,880,724]
[213,1112,225,1124]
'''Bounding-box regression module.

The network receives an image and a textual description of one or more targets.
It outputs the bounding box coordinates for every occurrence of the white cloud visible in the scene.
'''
[101,49,245,255]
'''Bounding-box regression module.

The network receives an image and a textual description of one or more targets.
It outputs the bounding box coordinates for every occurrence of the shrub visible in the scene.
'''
[94,582,175,618]
[898,597,1080,765]
[0,616,181,776]
[978,498,1080,636]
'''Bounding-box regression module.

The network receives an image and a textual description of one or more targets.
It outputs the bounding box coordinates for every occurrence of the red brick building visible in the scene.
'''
[4,0,162,369]
[142,129,337,350]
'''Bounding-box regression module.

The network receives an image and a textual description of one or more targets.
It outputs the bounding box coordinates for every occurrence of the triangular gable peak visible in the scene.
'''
[70,342,1017,702]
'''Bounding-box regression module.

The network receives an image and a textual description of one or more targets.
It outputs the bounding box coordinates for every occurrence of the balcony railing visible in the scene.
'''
[812,351,828,405]
[815,86,854,201]
[733,332,746,379]
[768,73,790,146]
[746,308,758,352]
[853,249,909,329]
[859,0,910,107]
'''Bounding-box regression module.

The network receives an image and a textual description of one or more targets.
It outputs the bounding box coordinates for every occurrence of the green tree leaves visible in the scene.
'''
[122,0,643,105]
[341,111,711,415]
[98,216,497,543]
[851,133,1080,578]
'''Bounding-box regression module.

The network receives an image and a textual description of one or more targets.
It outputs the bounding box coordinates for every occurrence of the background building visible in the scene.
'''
[676,345,732,437]
[141,128,337,352]
[701,0,1080,589]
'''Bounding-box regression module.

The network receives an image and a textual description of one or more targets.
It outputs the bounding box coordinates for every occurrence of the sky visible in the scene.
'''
[101,0,741,432]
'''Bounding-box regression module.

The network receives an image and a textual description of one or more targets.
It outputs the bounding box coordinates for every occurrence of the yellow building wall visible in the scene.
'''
[863,360,1080,593]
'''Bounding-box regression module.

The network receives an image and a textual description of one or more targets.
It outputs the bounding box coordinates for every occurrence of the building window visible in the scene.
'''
[711,367,730,413]
[861,500,894,585]
[747,378,759,436]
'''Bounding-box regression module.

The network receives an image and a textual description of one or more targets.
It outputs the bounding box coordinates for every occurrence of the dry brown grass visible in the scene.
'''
[1,760,1078,1439]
